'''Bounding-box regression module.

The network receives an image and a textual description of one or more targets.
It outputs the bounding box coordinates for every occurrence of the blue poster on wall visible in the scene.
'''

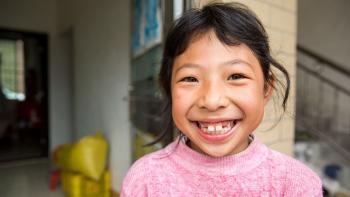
[132,0,162,57]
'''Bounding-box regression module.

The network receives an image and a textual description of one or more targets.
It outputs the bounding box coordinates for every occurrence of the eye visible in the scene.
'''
[228,74,245,80]
[180,76,198,82]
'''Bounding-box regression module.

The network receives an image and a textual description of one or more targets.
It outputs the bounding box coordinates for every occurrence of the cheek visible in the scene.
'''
[171,86,199,126]
[171,88,189,118]
[171,85,197,106]
[231,86,266,117]
[171,90,191,131]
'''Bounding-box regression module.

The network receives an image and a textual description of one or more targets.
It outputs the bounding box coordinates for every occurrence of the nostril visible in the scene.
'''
[196,84,229,111]
[199,97,229,111]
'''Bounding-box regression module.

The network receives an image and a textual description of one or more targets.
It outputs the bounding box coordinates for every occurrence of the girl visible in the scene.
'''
[122,2,322,196]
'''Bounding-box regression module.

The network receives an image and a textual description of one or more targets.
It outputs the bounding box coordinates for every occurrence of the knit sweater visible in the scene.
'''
[121,138,323,196]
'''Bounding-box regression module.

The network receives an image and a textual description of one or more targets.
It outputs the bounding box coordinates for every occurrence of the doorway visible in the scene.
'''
[0,28,49,162]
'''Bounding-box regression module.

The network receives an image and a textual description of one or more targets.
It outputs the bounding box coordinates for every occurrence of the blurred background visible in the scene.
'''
[0,0,349,196]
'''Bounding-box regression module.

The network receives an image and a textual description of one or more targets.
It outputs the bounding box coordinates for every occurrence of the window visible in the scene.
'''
[0,39,25,101]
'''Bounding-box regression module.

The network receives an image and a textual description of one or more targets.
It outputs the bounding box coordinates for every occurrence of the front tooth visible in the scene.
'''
[208,125,215,132]
[215,125,222,132]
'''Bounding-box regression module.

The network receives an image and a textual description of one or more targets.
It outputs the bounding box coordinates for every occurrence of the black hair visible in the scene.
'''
[148,2,290,146]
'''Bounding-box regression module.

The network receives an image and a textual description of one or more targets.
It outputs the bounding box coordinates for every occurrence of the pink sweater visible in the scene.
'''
[121,138,323,196]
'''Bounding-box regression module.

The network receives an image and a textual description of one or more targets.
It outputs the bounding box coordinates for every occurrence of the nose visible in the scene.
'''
[197,80,229,111]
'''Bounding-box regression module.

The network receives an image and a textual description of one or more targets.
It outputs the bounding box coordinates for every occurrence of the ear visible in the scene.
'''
[263,81,274,105]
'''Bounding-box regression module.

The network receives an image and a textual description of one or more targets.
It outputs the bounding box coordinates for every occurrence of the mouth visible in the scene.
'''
[193,119,241,142]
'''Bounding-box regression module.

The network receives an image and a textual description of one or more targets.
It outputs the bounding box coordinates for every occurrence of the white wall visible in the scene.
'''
[298,0,350,69]
[50,29,74,146]
[57,0,131,191]
[0,0,73,152]
[0,0,54,32]
[1,0,132,191]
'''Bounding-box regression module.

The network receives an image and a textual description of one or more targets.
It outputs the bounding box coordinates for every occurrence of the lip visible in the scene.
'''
[194,120,240,142]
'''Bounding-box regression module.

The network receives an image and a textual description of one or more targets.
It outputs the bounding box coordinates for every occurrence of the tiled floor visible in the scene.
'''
[0,158,64,197]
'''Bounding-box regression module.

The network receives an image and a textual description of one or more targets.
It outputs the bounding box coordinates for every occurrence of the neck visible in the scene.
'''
[187,137,251,157]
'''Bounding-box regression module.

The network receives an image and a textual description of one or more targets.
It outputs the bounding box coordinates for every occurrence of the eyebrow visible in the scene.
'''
[174,59,252,74]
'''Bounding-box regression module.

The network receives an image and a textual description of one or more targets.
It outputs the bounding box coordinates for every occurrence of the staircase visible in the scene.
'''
[296,45,350,163]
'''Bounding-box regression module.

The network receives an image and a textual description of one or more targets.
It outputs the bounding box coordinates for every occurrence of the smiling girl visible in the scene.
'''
[122,3,322,196]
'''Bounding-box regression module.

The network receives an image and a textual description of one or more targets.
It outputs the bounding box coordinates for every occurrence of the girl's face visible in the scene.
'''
[171,31,272,157]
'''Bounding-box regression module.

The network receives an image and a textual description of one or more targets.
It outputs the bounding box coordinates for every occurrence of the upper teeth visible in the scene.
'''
[208,125,215,132]
[215,125,223,131]
[198,121,234,135]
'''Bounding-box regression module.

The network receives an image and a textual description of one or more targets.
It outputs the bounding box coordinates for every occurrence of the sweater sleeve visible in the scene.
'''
[283,158,323,197]
[120,156,150,197]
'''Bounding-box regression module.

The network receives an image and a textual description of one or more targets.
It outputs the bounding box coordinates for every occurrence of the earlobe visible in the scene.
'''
[263,73,275,105]
[263,83,274,105]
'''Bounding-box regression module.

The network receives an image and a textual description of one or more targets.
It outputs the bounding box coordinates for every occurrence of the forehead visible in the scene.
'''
[173,31,261,72]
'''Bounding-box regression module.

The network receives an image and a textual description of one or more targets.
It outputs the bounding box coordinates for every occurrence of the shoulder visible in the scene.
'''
[121,143,176,196]
[265,148,323,196]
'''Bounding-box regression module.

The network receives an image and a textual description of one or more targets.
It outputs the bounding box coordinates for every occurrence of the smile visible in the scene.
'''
[196,120,237,134]
[194,120,240,142]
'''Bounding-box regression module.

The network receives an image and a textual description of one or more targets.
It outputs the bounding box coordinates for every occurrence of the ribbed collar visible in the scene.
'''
[163,136,268,176]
